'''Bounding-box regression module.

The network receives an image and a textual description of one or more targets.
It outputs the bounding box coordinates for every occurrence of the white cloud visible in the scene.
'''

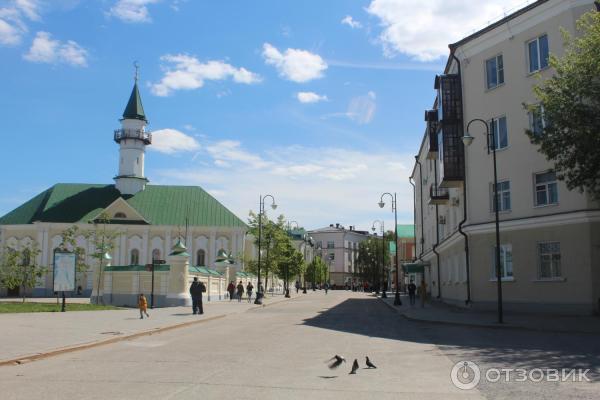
[347,91,376,124]
[0,0,40,46]
[150,54,261,96]
[109,0,159,23]
[262,43,327,83]
[296,91,328,104]
[155,142,415,230]
[205,140,271,169]
[23,31,88,67]
[366,0,526,61]
[341,15,362,29]
[150,128,200,154]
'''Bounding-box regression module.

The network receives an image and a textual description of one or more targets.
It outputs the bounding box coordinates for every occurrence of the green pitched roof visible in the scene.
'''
[396,224,415,238]
[0,183,246,228]
[122,83,147,122]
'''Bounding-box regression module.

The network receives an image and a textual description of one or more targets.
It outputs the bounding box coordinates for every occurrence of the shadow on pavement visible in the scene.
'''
[301,297,600,379]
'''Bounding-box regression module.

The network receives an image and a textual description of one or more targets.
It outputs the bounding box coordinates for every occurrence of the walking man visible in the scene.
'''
[189,277,205,315]
[227,281,235,301]
[236,281,244,302]
[295,280,300,294]
[408,280,417,306]
[246,281,253,302]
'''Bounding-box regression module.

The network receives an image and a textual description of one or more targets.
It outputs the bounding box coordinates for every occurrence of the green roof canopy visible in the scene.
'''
[122,82,147,122]
[402,262,431,274]
[0,183,247,228]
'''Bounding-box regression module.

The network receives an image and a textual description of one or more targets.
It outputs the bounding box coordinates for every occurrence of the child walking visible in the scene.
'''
[138,293,150,319]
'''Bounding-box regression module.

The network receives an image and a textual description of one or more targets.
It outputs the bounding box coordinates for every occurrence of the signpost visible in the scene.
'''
[146,259,166,309]
[53,251,76,312]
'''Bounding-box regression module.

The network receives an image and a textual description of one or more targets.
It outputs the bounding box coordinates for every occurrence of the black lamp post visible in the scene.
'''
[255,194,277,305]
[302,235,313,294]
[372,220,387,298]
[379,192,402,305]
[462,118,503,324]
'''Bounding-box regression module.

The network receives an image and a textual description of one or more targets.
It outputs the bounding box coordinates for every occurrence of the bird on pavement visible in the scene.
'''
[350,359,359,374]
[327,355,346,369]
[365,356,377,369]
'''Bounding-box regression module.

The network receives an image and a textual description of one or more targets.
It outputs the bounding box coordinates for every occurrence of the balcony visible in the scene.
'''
[114,129,152,145]
[425,109,438,159]
[429,184,449,205]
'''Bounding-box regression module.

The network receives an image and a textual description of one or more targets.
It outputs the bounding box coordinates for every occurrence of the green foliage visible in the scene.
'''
[527,11,600,199]
[305,256,328,285]
[58,226,88,273]
[0,302,121,313]
[356,236,389,285]
[86,212,119,304]
[0,242,45,303]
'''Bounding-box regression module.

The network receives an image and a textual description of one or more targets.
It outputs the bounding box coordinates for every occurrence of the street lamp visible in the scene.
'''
[302,235,313,294]
[462,118,503,324]
[285,220,299,298]
[379,192,402,306]
[372,220,387,299]
[255,194,277,305]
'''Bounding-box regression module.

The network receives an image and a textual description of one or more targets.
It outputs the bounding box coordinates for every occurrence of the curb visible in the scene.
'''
[0,314,226,367]
[377,297,600,335]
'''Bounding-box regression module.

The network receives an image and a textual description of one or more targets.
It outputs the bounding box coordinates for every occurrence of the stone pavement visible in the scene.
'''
[379,292,600,334]
[0,294,288,365]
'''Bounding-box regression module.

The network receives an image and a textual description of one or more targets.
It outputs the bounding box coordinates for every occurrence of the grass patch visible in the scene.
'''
[0,302,123,313]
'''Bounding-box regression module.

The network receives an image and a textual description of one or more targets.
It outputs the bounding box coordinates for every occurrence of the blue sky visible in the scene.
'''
[0,0,525,231]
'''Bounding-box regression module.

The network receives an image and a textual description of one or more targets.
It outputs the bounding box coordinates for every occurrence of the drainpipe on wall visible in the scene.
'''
[451,50,471,306]
[409,177,417,262]
[433,160,441,299]
[415,157,425,260]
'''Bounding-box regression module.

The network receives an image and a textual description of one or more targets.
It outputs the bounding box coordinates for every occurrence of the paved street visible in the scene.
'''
[0,291,598,400]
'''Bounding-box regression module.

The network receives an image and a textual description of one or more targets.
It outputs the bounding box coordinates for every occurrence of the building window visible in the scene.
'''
[538,242,561,279]
[114,212,127,219]
[327,241,334,249]
[490,116,508,150]
[492,244,513,279]
[196,249,206,266]
[328,252,335,261]
[534,171,558,206]
[152,249,161,262]
[316,241,322,250]
[485,54,504,89]
[130,249,140,265]
[528,34,549,73]
[528,104,546,137]
[491,181,511,212]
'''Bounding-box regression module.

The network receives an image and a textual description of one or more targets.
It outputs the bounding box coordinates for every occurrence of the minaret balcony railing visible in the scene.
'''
[114,129,152,144]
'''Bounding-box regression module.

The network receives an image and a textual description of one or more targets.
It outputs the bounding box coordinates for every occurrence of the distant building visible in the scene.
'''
[389,224,415,288]
[308,223,371,286]
[0,79,249,301]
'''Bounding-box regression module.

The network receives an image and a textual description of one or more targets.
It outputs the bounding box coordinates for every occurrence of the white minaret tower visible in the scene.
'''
[114,64,151,195]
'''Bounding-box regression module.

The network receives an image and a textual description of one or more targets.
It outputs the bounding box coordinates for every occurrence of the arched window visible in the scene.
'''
[196,249,206,266]
[130,249,140,265]
[152,249,161,262]
[114,212,127,219]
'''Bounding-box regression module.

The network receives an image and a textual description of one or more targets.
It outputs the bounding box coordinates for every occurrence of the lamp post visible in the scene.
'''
[285,220,299,298]
[255,194,277,305]
[379,192,402,306]
[302,235,313,294]
[462,118,503,324]
[372,220,387,298]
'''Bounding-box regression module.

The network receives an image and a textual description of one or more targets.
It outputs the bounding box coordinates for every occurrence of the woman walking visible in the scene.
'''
[246,282,254,302]
[236,281,244,302]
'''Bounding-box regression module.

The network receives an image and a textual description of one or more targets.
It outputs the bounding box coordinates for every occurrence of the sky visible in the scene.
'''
[0,0,527,232]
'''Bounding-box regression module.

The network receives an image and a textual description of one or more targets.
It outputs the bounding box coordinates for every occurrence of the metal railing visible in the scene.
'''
[114,129,152,144]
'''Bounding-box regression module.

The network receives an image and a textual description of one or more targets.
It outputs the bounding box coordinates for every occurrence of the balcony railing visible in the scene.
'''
[429,184,449,205]
[114,129,152,144]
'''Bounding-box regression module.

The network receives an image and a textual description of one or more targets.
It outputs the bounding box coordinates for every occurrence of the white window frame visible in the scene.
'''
[537,242,561,280]
[327,241,335,249]
[491,244,513,280]
[489,116,508,150]
[485,54,504,90]
[527,34,549,73]
[491,180,511,213]
[534,170,558,207]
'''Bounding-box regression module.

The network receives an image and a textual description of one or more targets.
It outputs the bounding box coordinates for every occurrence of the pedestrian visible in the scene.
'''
[408,280,417,306]
[295,280,300,294]
[227,281,235,301]
[138,293,149,319]
[246,281,253,302]
[324,281,329,294]
[236,280,244,302]
[418,279,427,308]
[189,277,205,315]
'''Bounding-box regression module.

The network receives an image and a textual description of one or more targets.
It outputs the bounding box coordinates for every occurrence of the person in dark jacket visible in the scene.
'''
[236,281,244,302]
[189,277,206,315]
[407,280,417,306]
[227,281,235,301]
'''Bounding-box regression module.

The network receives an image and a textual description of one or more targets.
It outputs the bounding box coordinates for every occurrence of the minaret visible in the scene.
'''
[114,65,151,196]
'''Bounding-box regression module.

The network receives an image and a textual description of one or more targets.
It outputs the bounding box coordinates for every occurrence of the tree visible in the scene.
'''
[0,242,44,303]
[527,10,600,199]
[86,212,119,304]
[356,236,389,288]
[58,226,89,291]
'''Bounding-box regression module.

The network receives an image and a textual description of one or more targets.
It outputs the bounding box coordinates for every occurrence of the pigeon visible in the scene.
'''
[350,359,359,374]
[365,356,377,369]
[327,355,346,370]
